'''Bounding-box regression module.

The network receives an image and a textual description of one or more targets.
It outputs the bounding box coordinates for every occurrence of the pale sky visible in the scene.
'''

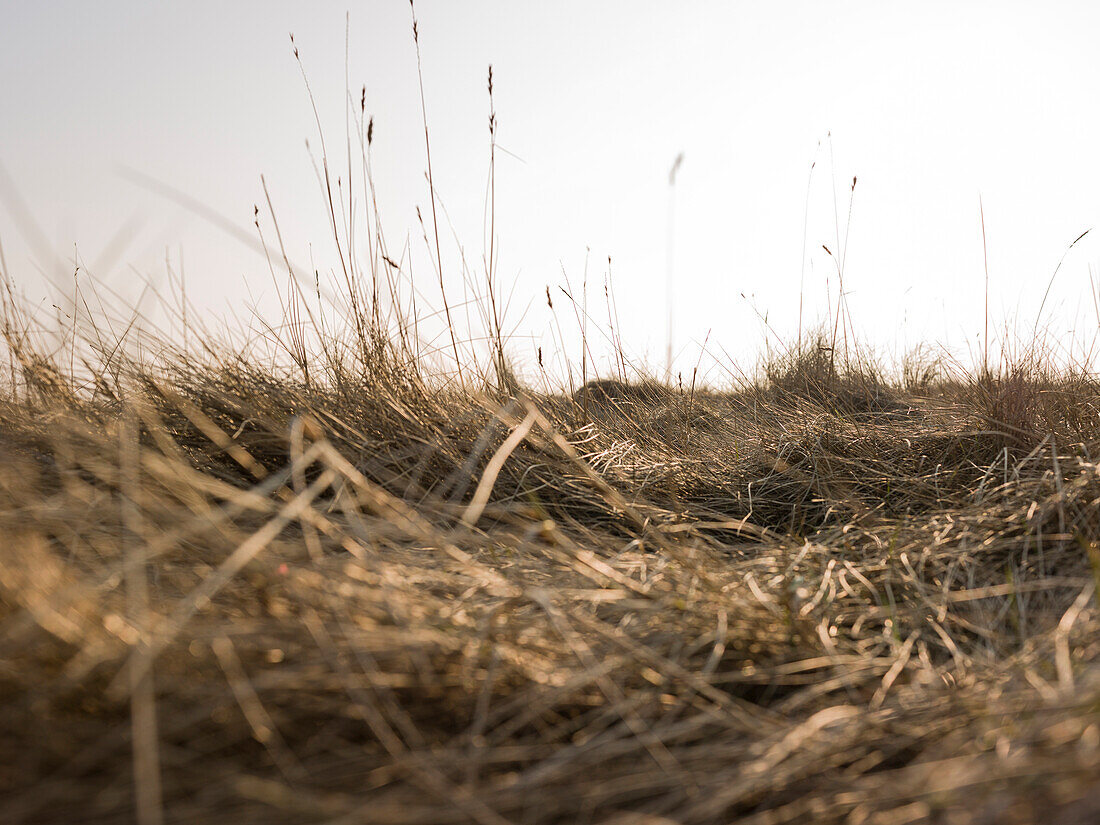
[2,1,1099,383]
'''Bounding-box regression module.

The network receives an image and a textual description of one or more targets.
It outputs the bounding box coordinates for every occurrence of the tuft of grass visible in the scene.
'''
[763,330,901,418]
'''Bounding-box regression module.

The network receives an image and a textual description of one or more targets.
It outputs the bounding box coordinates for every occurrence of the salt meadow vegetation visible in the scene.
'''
[4,18,1100,825]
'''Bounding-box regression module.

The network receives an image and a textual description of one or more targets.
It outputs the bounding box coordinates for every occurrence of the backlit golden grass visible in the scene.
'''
[2,288,1100,823]
[3,14,1100,819]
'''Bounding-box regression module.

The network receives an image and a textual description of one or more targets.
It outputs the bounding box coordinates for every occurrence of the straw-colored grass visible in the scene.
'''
[2,293,1100,824]
[3,13,1099,820]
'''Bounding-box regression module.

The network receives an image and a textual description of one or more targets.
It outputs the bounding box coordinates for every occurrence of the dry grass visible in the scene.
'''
[3,16,1099,821]
[2,294,1100,825]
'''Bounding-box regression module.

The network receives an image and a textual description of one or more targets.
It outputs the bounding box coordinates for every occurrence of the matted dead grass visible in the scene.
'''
[2,307,1100,824]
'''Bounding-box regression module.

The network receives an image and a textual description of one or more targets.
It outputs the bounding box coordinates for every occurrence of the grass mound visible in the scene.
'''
[2,308,1100,825]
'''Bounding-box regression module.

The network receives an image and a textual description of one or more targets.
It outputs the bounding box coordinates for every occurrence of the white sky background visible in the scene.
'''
[2,0,1099,385]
